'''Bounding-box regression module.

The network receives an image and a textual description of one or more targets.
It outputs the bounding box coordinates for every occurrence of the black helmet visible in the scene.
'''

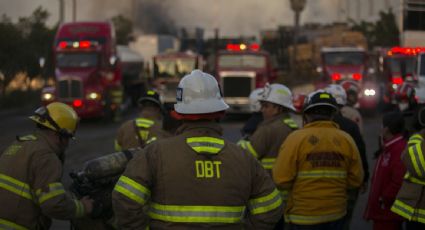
[138,90,162,108]
[303,90,338,113]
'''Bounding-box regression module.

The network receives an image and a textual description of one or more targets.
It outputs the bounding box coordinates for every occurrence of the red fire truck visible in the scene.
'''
[318,47,378,110]
[214,43,276,113]
[152,51,203,107]
[379,46,420,105]
[41,22,122,119]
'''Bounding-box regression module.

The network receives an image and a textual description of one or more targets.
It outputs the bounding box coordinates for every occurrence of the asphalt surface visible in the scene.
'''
[0,106,380,230]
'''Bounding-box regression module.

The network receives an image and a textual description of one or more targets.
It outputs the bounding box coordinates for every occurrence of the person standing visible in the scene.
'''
[114,89,171,151]
[364,112,407,230]
[273,91,364,230]
[112,70,283,229]
[0,102,93,229]
[391,107,425,229]
[238,83,298,172]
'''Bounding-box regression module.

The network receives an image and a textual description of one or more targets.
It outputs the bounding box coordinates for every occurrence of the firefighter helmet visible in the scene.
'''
[303,90,338,113]
[249,88,264,112]
[260,83,296,111]
[29,102,79,137]
[324,84,347,106]
[138,90,162,108]
[174,69,229,114]
[340,80,359,106]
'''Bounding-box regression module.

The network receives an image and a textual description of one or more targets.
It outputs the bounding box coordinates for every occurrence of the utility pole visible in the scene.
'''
[72,0,77,22]
[289,0,306,76]
[58,0,64,24]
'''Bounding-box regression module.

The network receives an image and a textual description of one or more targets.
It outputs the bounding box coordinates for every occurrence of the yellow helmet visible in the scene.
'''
[29,102,79,137]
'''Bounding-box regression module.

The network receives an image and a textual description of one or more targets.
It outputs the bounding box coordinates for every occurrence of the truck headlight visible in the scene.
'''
[364,89,376,96]
[86,92,101,100]
[42,92,54,101]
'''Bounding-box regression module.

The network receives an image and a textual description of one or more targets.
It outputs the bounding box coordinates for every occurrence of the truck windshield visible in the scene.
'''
[155,58,196,77]
[323,52,365,66]
[218,54,266,69]
[388,57,415,74]
[56,53,98,68]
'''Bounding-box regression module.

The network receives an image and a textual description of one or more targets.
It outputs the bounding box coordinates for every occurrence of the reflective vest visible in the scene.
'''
[391,134,425,223]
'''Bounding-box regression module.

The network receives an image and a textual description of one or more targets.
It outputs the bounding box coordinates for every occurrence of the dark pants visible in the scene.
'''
[405,221,425,230]
[289,218,345,230]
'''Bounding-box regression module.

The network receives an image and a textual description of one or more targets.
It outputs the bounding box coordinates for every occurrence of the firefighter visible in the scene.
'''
[114,89,172,151]
[273,91,364,229]
[238,83,298,173]
[391,106,425,229]
[339,80,363,133]
[325,84,369,230]
[0,102,93,229]
[112,69,283,229]
[240,87,264,138]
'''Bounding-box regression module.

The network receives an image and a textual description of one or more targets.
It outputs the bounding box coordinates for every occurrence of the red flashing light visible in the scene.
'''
[389,46,425,56]
[250,43,260,51]
[79,41,91,48]
[226,43,260,51]
[352,73,362,81]
[392,77,403,85]
[59,41,68,49]
[331,73,341,81]
[73,99,83,108]
[226,44,240,51]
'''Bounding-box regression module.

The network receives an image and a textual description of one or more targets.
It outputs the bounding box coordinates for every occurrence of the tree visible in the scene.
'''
[111,15,133,45]
[0,7,56,95]
[350,8,399,48]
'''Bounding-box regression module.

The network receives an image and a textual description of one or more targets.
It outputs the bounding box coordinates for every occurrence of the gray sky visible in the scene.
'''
[0,0,401,37]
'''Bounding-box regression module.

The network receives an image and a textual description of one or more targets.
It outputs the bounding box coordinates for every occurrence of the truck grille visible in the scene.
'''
[58,79,83,99]
[222,77,253,97]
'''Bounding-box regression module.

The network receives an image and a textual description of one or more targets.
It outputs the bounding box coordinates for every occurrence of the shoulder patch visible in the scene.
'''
[17,134,37,142]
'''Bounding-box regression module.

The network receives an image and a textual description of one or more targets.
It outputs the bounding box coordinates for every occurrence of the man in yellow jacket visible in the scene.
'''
[0,102,93,229]
[273,91,364,229]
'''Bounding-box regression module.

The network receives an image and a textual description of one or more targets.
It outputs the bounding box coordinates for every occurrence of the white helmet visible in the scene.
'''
[174,69,229,114]
[260,83,296,111]
[324,84,347,106]
[249,88,264,112]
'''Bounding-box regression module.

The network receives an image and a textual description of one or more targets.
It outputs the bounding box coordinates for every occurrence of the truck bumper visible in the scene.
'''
[60,99,105,118]
[224,98,251,114]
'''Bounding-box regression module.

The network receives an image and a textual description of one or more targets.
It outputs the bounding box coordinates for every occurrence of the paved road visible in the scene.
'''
[0,107,380,230]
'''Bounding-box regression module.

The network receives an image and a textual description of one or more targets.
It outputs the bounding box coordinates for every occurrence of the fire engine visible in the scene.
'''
[41,22,122,119]
[152,51,203,108]
[213,43,276,113]
[319,47,378,111]
[379,47,421,106]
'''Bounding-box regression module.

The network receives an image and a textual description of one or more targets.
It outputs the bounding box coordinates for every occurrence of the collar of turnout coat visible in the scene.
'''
[176,121,223,136]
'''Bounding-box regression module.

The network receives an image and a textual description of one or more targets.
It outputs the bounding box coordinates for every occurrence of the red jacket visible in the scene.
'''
[364,135,407,221]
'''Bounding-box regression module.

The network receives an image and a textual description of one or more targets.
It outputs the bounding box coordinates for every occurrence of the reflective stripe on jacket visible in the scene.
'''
[273,121,364,225]
[0,132,84,229]
[115,112,171,151]
[238,113,297,171]
[112,121,283,229]
[391,133,425,223]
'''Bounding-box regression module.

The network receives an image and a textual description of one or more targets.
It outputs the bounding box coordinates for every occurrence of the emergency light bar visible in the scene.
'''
[226,43,260,51]
[387,46,425,56]
[58,40,99,49]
